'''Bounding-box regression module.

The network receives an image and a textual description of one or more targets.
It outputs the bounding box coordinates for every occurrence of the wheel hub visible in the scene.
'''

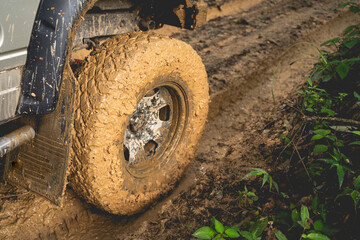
[124,87,175,166]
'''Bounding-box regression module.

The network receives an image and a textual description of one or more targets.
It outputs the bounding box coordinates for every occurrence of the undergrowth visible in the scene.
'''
[193,2,360,240]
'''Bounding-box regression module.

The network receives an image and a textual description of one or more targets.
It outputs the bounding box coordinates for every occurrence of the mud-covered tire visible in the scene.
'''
[70,32,209,215]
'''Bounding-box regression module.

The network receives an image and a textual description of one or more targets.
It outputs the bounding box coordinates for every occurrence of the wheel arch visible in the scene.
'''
[17,0,207,116]
[18,0,99,115]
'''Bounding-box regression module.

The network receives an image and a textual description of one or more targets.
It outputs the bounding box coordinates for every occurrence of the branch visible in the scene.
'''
[304,116,360,127]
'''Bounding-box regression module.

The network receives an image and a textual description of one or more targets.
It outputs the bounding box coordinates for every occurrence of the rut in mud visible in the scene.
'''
[0,0,359,239]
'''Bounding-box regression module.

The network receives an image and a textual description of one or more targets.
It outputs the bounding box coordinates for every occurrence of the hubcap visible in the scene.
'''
[123,85,186,168]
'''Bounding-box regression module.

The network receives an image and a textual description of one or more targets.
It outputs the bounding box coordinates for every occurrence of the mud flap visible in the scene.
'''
[4,67,75,205]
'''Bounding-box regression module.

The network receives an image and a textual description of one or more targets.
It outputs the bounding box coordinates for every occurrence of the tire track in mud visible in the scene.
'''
[122,1,360,239]
[0,0,359,239]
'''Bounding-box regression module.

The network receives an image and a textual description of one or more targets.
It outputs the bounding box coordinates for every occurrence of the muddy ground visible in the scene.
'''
[0,0,359,239]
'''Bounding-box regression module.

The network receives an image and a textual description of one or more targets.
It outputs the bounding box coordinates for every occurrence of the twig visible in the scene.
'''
[293,143,311,180]
[304,116,360,127]
[284,100,306,117]
[278,120,306,158]
[0,192,30,199]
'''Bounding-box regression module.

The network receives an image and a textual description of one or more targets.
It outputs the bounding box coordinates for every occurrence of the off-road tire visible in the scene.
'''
[70,32,209,215]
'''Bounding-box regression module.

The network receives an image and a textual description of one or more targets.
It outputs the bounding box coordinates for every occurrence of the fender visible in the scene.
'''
[18,0,97,115]
[17,0,206,115]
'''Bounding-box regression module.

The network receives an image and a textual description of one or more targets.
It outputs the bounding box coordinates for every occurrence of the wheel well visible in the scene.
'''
[18,0,206,116]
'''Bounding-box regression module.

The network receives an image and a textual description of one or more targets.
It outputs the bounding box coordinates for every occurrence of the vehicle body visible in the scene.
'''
[0,0,208,214]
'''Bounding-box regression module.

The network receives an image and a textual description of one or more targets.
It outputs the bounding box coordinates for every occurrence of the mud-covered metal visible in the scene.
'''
[0,125,35,157]
[5,65,76,205]
[18,0,97,115]
[124,87,173,165]
[73,11,138,48]
[0,68,22,122]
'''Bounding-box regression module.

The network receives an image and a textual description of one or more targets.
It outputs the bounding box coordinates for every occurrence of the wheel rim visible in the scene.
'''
[123,83,188,175]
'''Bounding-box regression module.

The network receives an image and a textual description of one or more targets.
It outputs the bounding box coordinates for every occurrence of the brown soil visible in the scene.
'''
[0,0,359,239]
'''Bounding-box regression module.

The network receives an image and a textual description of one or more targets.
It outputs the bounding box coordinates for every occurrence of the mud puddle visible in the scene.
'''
[0,0,359,239]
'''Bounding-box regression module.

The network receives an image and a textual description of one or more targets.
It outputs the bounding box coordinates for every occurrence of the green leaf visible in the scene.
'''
[240,231,254,240]
[335,2,358,10]
[346,57,360,64]
[273,181,279,193]
[337,165,345,189]
[322,74,332,82]
[269,176,273,191]
[305,233,330,240]
[350,141,360,145]
[291,209,300,223]
[314,220,339,236]
[320,37,339,46]
[312,194,319,212]
[297,90,305,94]
[311,135,324,141]
[273,229,288,240]
[213,218,225,234]
[313,145,328,154]
[312,71,323,81]
[213,234,222,239]
[307,77,313,86]
[225,228,240,238]
[313,129,331,136]
[343,25,357,36]
[326,134,337,141]
[354,175,360,190]
[343,38,359,49]
[250,217,268,237]
[350,5,360,13]
[319,204,327,222]
[319,158,337,165]
[242,168,266,180]
[262,173,269,187]
[192,227,217,239]
[351,190,360,209]
[347,29,360,37]
[336,62,350,79]
[301,205,310,224]
[351,131,360,136]
[313,220,324,232]
[354,91,360,101]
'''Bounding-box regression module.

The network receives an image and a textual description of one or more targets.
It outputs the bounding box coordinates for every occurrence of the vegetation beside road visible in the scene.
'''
[193,3,360,240]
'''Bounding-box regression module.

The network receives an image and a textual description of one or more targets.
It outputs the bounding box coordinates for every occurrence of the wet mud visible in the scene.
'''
[0,0,359,239]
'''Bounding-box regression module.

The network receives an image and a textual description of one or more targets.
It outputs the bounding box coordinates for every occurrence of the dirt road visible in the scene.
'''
[0,0,359,239]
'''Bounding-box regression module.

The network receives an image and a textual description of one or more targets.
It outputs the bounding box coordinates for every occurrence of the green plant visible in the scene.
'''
[242,168,279,193]
[192,217,241,240]
[290,205,332,240]
[192,217,288,240]
[297,78,335,117]
[335,2,360,13]
[296,20,360,188]
[335,175,360,211]
[238,186,258,207]
[309,128,354,188]
[238,217,268,240]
